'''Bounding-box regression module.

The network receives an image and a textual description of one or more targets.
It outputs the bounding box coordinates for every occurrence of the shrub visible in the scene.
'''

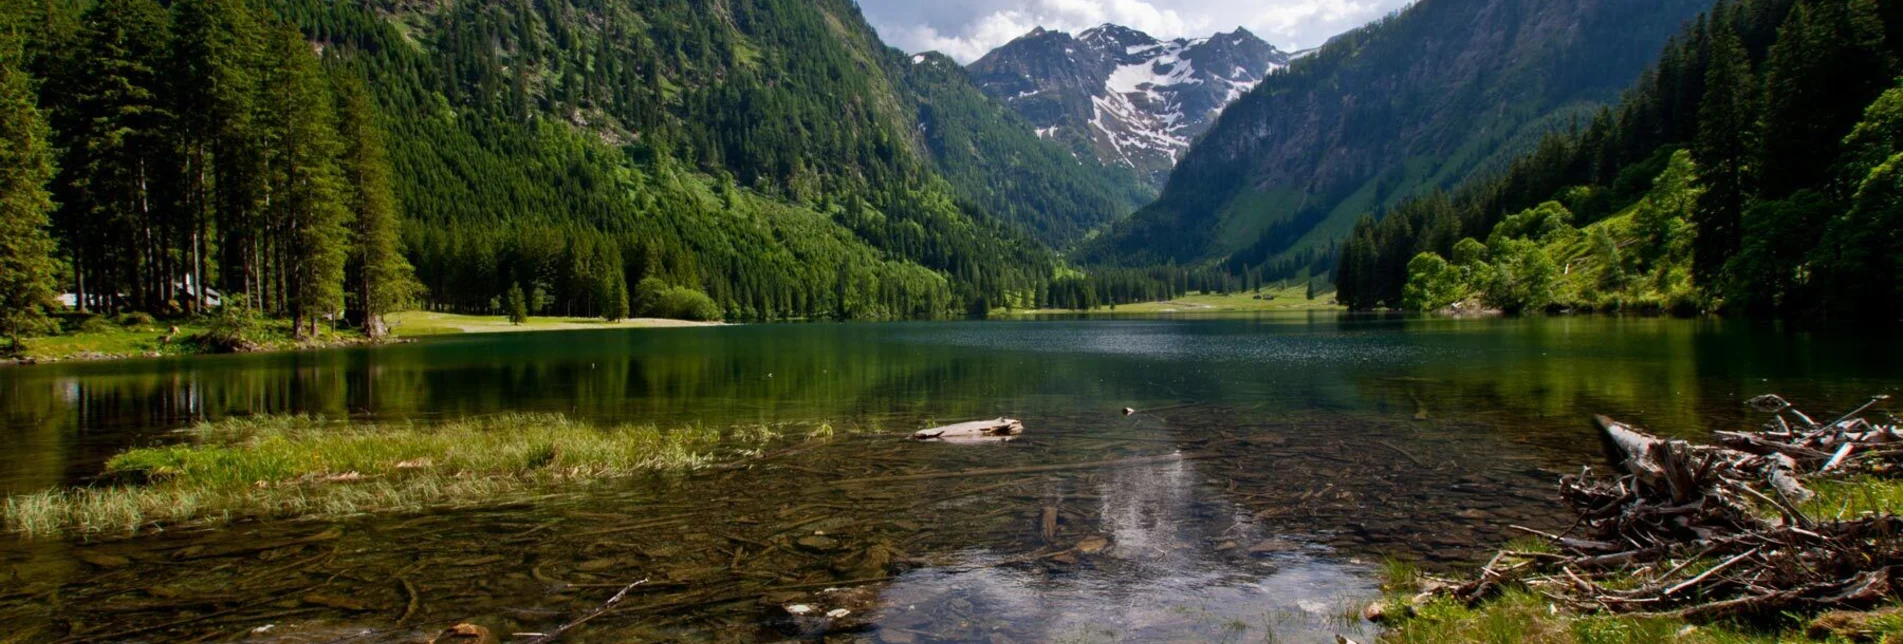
[1402,252,1468,311]
[656,287,723,321]
[632,277,668,317]
[73,315,115,335]
[198,298,265,353]
[115,312,157,328]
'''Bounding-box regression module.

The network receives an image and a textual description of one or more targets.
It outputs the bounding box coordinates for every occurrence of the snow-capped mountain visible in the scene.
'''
[968,24,1292,188]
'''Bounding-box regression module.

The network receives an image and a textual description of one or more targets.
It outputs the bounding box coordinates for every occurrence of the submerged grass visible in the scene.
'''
[3,413,774,537]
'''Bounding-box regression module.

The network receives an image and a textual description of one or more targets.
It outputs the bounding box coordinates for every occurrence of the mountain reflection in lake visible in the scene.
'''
[1,313,1899,641]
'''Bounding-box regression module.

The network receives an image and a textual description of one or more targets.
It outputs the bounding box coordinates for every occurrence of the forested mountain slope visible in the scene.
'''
[1337,0,1903,319]
[901,52,1152,246]
[1078,0,1712,275]
[5,0,1147,324]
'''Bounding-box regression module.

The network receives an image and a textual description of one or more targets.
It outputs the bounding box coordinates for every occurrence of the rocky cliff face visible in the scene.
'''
[969,24,1290,189]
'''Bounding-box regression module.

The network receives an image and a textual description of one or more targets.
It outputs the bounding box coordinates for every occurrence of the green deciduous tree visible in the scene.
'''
[1401,252,1466,311]
[1482,238,1558,314]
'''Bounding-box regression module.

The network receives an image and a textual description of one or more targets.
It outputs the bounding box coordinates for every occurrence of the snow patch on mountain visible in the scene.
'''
[968,23,1291,186]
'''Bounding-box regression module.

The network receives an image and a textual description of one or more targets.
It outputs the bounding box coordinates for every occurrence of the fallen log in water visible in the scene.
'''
[911,418,1023,441]
[1416,395,1903,624]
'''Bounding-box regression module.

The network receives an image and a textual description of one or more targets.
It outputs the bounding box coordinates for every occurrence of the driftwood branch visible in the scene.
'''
[1421,395,1902,622]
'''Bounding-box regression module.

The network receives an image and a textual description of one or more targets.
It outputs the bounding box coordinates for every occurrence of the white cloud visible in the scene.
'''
[867,0,1407,63]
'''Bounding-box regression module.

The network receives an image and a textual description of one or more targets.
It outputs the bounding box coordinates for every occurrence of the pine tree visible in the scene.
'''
[168,0,259,313]
[0,34,61,353]
[333,69,416,339]
[1756,0,1892,199]
[505,282,527,325]
[605,268,629,321]
[56,0,171,313]
[1691,21,1757,289]
[257,23,348,337]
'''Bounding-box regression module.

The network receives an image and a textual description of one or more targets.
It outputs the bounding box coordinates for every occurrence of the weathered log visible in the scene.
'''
[911,418,1023,440]
[1595,416,1695,504]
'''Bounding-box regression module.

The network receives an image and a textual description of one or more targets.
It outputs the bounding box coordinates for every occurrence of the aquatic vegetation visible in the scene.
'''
[2,413,765,537]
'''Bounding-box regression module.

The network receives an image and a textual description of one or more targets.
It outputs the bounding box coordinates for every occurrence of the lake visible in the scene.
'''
[2,313,1899,642]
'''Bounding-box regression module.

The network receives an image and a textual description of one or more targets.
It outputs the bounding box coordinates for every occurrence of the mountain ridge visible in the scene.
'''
[967,23,1290,189]
[1078,0,1715,274]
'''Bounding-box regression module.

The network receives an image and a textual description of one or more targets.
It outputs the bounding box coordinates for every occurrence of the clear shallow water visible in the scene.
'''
[1,313,1899,641]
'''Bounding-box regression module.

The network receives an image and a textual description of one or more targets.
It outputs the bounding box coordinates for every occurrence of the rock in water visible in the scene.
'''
[429,624,499,644]
[911,418,1024,440]
[796,535,842,552]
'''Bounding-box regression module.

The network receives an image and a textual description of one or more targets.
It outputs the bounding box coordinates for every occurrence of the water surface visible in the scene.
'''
[2,313,1899,641]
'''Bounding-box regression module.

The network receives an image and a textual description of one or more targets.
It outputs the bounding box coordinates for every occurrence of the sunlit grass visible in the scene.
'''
[3,413,763,537]
[384,311,718,337]
[1801,476,1903,521]
[1377,589,1800,644]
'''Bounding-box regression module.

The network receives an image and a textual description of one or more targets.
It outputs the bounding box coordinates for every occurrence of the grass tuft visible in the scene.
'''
[4,413,764,537]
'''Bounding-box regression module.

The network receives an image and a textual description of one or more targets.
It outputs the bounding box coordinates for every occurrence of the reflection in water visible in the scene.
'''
[1,314,1900,640]
[870,457,1375,643]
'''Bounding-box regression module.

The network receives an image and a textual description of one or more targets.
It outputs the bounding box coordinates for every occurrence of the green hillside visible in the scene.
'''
[1077,0,1712,278]
[1339,0,1903,319]
[1,0,1146,330]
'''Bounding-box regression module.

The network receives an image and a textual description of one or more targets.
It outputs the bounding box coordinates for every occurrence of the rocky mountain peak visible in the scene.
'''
[968,24,1289,189]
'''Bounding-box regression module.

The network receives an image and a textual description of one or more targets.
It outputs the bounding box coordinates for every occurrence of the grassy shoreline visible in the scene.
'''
[6,310,721,364]
[1,413,790,537]
[384,310,721,337]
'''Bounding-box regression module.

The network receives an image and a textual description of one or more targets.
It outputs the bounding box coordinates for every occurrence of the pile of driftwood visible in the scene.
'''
[1425,395,1902,623]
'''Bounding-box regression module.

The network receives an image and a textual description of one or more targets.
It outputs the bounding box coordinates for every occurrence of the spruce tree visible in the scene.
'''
[333,70,416,339]
[0,34,61,353]
[257,23,348,337]
[168,0,259,313]
[1691,21,1757,289]
[1756,0,1893,199]
[505,282,528,325]
[57,0,171,312]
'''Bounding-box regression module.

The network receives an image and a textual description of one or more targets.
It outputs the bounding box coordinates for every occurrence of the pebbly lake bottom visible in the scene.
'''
[0,404,1591,642]
[3,314,1900,641]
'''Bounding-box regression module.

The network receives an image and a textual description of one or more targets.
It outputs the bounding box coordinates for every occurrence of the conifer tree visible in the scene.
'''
[57,0,171,312]
[257,22,348,337]
[333,70,416,338]
[1691,21,1757,289]
[0,34,61,353]
[1756,0,1892,199]
[505,282,528,325]
[168,0,259,312]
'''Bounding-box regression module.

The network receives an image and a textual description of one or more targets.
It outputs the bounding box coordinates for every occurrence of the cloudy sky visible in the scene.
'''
[861,0,1410,63]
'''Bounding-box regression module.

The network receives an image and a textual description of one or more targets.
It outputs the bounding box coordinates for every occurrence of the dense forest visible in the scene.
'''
[0,0,1172,351]
[1,0,418,343]
[1336,0,1903,319]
